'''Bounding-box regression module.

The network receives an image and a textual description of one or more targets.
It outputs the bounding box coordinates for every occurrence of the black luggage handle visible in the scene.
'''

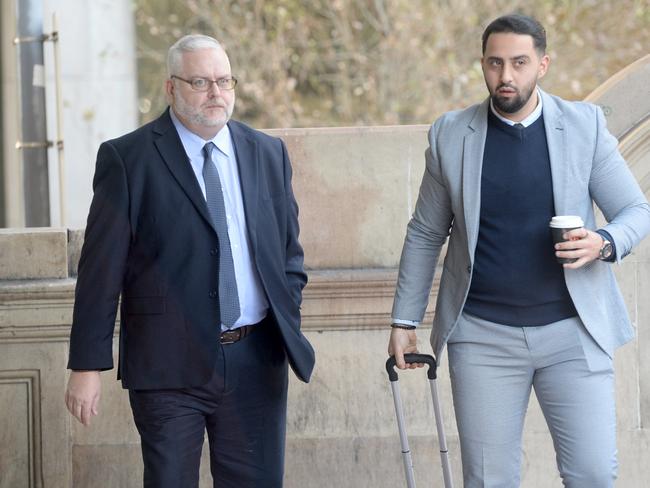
[386,353,437,381]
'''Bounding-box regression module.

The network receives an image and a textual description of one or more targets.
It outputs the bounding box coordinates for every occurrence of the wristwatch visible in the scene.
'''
[598,237,613,260]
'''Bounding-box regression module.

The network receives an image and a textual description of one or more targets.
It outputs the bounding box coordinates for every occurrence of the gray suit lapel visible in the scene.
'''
[463,100,489,261]
[540,89,567,216]
[228,121,259,255]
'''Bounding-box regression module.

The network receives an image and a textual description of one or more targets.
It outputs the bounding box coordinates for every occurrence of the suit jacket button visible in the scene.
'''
[210,248,218,256]
[209,291,217,298]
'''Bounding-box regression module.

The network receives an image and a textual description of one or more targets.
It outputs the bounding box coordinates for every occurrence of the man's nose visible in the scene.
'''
[207,81,221,96]
[500,65,514,84]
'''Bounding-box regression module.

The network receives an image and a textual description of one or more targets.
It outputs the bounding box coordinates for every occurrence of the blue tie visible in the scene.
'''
[202,142,241,327]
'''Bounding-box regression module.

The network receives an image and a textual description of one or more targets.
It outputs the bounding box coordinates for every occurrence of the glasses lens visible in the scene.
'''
[217,78,236,90]
[191,78,209,90]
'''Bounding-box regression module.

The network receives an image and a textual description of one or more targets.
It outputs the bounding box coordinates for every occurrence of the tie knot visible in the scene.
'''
[203,142,216,160]
[513,123,524,129]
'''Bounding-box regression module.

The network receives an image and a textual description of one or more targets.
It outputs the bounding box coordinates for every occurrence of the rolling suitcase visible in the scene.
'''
[385,353,454,488]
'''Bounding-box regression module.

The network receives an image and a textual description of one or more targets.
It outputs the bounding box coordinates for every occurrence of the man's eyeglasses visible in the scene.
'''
[171,75,238,92]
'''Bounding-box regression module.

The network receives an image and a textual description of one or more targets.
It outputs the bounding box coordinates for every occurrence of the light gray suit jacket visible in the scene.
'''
[392,88,650,359]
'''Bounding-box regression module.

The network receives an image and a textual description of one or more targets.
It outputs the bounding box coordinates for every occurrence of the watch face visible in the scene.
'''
[601,242,613,259]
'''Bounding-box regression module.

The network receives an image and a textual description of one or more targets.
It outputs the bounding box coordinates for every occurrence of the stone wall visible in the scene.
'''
[1,55,649,487]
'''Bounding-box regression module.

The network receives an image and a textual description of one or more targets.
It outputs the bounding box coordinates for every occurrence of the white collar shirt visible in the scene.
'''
[170,108,268,330]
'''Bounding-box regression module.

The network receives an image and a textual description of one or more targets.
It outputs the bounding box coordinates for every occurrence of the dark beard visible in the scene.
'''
[491,84,535,114]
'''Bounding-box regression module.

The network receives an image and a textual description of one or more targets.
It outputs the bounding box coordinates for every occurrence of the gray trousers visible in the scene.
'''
[447,312,617,488]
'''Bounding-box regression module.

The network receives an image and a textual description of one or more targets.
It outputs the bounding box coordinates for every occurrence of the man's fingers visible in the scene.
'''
[405,358,424,369]
[80,404,91,426]
[389,328,416,370]
[395,349,406,370]
[72,396,98,426]
[556,229,602,267]
[72,399,84,425]
[559,242,598,268]
[389,328,426,370]
[65,370,101,427]
[389,336,407,369]
[74,402,83,425]
[562,228,586,241]
[91,393,100,416]
[556,249,581,261]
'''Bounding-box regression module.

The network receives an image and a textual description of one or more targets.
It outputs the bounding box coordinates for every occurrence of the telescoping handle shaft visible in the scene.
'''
[385,354,454,488]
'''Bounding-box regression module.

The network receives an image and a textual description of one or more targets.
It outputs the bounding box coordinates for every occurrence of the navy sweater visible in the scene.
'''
[463,111,577,326]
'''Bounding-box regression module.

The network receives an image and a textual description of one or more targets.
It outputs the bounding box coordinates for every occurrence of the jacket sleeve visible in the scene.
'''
[392,121,454,323]
[67,142,131,370]
[589,106,650,263]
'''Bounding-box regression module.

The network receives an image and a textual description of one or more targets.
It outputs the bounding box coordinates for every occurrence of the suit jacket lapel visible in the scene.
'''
[463,100,489,261]
[540,89,568,215]
[153,109,216,233]
[228,121,260,255]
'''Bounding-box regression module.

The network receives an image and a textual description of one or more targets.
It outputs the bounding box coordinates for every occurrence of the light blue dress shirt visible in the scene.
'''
[170,108,269,331]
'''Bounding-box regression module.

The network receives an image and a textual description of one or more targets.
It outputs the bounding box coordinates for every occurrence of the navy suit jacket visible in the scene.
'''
[68,109,314,388]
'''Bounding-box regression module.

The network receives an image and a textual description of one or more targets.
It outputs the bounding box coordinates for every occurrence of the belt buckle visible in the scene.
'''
[220,329,239,345]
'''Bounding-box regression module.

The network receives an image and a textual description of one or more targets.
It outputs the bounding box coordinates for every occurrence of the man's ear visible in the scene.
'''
[164,79,174,104]
[538,54,550,79]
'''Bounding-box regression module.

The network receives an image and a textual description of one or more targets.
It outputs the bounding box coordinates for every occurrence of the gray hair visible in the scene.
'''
[167,34,224,77]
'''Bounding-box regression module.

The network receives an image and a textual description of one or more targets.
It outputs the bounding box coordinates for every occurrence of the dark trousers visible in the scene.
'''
[129,321,288,488]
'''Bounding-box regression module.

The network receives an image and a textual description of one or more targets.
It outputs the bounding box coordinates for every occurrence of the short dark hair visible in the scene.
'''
[482,14,547,55]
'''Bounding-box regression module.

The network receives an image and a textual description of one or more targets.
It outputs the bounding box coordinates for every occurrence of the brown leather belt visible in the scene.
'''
[220,324,258,345]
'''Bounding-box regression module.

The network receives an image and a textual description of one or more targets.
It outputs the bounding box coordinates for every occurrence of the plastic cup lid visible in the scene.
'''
[549,215,584,228]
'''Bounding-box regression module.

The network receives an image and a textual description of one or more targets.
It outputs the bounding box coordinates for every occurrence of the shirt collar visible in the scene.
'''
[169,107,233,159]
[489,87,543,127]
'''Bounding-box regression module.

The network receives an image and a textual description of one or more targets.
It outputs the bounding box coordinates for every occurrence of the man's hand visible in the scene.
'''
[555,228,604,269]
[65,370,101,427]
[388,327,422,370]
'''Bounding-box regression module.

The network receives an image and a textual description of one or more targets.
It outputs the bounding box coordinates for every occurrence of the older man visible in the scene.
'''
[65,34,314,487]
